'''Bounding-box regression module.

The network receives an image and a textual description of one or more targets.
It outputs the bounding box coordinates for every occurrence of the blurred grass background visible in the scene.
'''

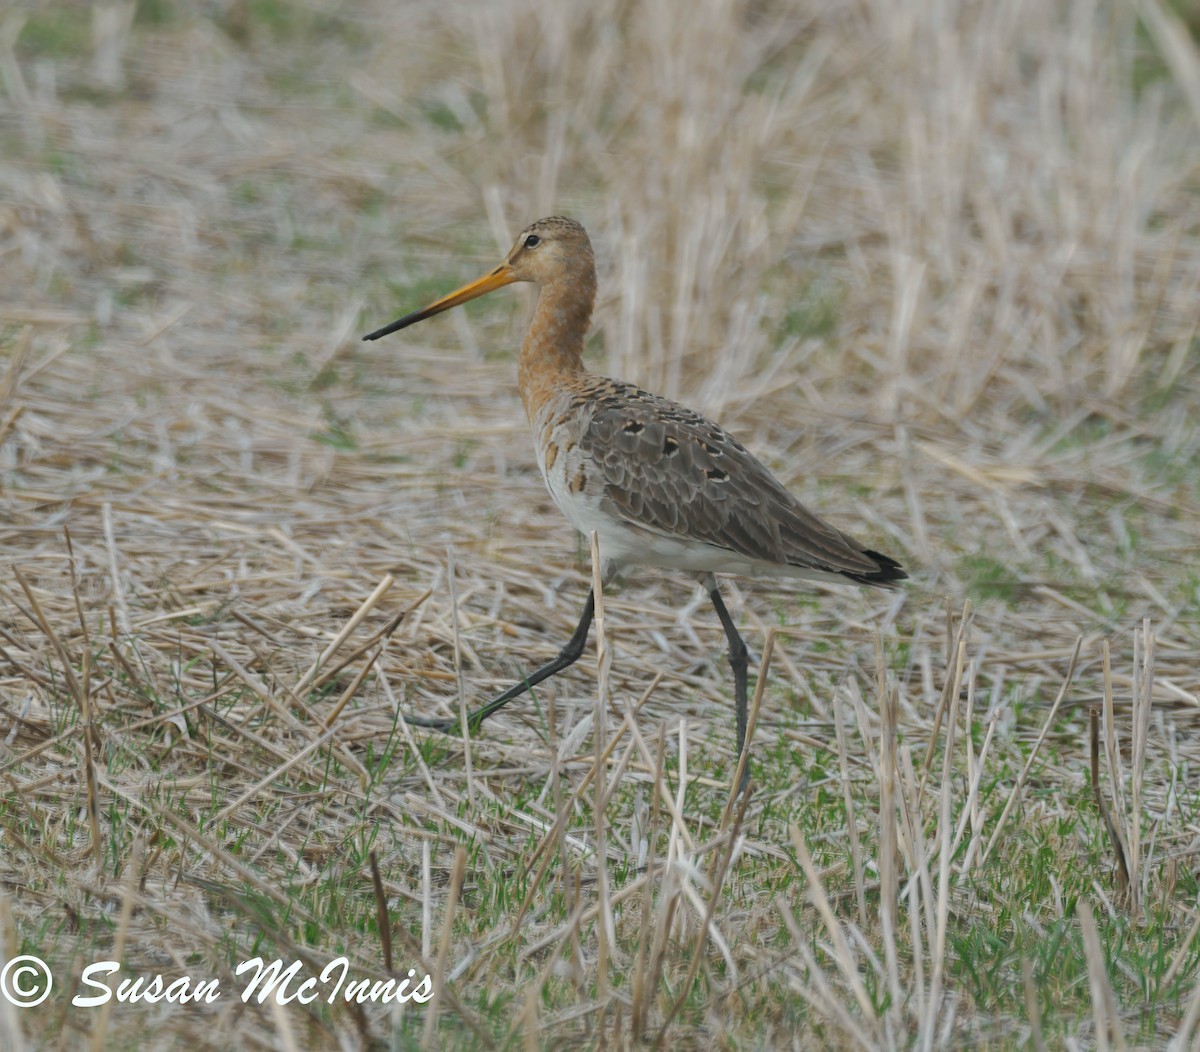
[2,0,1199,1047]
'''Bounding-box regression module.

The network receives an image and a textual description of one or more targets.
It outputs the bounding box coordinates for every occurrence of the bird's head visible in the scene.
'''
[362,216,593,341]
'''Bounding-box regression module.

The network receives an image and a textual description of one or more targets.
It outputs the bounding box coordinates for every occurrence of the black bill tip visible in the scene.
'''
[362,313,418,341]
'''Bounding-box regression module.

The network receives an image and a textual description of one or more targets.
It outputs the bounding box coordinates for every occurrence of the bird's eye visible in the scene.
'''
[524,234,541,248]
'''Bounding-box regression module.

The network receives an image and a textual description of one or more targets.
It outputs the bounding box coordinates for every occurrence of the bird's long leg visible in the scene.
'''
[708,584,751,791]
[405,588,596,734]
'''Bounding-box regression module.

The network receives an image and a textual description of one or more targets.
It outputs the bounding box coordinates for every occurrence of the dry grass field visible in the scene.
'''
[2,0,1200,1047]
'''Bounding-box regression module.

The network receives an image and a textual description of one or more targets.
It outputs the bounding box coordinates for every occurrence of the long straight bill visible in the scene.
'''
[362,264,518,341]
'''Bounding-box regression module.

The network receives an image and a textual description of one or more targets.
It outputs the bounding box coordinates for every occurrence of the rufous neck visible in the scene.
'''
[518,276,595,419]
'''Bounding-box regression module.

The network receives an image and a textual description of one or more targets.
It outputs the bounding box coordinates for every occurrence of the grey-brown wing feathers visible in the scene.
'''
[578,381,905,586]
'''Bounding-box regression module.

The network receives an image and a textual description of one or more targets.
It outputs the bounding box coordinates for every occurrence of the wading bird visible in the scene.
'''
[364,217,905,786]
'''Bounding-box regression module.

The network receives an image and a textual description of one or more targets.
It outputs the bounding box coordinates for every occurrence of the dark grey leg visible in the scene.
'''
[708,586,750,791]
[406,588,596,733]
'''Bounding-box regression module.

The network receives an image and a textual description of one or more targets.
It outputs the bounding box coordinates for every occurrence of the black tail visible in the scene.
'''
[844,549,908,588]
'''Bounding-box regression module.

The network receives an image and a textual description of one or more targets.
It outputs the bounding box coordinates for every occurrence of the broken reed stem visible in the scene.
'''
[322,645,381,729]
[315,589,428,700]
[835,689,868,930]
[368,850,393,974]
[632,724,667,1042]
[425,844,466,1047]
[13,565,101,862]
[101,501,131,641]
[0,324,33,410]
[518,898,587,1048]
[207,639,369,782]
[1164,901,1200,989]
[950,661,997,875]
[12,567,82,704]
[791,825,879,1029]
[292,572,395,695]
[922,600,971,782]
[101,774,321,925]
[921,636,967,805]
[66,530,104,868]
[1022,957,1049,1052]
[1101,640,1127,825]
[1077,898,1127,1052]
[445,550,475,810]
[1131,619,1155,916]
[775,894,876,1049]
[898,745,936,1017]
[981,637,1082,865]
[1101,638,1134,907]
[923,658,958,1052]
[210,724,338,826]
[63,527,92,656]
[508,681,696,939]
[1097,622,1158,914]
[877,631,902,1016]
[660,780,752,1038]
[644,725,688,1033]
[510,721,626,932]
[908,877,926,1031]
[1092,706,1131,898]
